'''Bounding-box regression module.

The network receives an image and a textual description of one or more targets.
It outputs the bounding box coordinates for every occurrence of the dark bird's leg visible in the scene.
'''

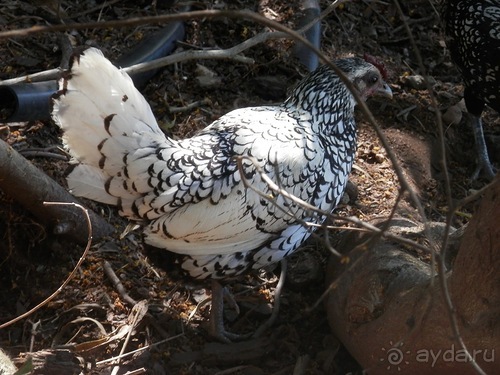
[470,114,497,180]
[209,280,251,343]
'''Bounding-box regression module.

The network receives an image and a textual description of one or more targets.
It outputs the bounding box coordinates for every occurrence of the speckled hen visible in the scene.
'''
[52,47,391,340]
[442,0,499,179]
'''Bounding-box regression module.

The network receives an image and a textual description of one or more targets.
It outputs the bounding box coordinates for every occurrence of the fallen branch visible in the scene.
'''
[0,139,114,243]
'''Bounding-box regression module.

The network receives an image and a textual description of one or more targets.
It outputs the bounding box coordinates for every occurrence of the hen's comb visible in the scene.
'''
[363,53,388,80]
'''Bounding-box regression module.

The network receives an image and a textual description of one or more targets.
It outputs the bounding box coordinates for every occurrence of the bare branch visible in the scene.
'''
[0,139,114,243]
[0,68,62,86]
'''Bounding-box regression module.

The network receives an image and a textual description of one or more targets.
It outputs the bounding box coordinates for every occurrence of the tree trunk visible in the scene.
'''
[326,177,500,375]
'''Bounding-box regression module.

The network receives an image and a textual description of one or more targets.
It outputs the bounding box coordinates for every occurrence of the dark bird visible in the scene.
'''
[52,48,392,341]
[442,0,499,179]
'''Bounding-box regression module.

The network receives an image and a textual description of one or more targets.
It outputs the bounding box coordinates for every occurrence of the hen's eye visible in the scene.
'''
[371,75,379,84]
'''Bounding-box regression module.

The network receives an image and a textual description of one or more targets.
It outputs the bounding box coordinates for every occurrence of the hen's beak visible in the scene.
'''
[377,82,393,99]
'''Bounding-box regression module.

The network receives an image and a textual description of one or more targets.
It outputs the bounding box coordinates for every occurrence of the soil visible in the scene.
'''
[0,1,498,374]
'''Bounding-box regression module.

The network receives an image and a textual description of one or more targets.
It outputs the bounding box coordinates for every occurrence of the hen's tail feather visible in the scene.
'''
[66,165,118,205]
[52,47,166,206]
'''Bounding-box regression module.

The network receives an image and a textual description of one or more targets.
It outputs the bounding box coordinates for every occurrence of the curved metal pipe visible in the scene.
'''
[293,0,321,72]
[0,20,185,123]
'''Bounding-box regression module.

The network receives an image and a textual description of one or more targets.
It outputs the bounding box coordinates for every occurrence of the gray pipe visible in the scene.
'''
[293,0,321,72]
[0,80,58,122]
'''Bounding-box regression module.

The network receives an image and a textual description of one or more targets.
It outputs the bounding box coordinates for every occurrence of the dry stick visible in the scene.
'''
[253,259,287,338]
[392,0,452,258]
[0,1,338,86]
[0,139,114,243]
[95,333,185,367]
[102,260,171,339]
[71,0,123,18]
[293,354,310,375]
[1,0,340,80]
[214,365,255,375]
[0,202,92,330]
[0,67,61,85]
[123,45,255,76]
[392,0,451,254]
[0,16,258,86]
[29,320,41,352]
[454,178,497,208]
[0,47,253,86]
[0,4,343,40]
[102,260,137,306]
[169,98,212,113]
[110,302,148,375]
[19,150,68,160]
[122,369,146,375]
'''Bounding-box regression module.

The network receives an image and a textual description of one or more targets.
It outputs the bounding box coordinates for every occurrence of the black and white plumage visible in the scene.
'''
[52,48,391,281]
[442,0,499,179]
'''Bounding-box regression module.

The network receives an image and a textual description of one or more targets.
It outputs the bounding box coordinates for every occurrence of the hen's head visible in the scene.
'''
[337,56,393,101]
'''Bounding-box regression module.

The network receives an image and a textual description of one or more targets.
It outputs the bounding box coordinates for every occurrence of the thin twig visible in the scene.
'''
[0,3,342,40]
[95,333,185,366]
[102,260,137,306]
[0,67,62,85]
[0,47,254,86]
[253,259,287,338]
[453,179,497,209]
[168,98,211,113]
[122,369,147,375]
[102,260,171,339]
[110,301,148,375]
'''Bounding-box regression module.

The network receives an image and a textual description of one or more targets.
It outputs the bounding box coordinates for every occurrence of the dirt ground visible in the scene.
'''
[0,1,498,374]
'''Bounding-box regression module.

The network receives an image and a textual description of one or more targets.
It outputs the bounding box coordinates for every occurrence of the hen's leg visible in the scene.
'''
[209,280,251,343]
